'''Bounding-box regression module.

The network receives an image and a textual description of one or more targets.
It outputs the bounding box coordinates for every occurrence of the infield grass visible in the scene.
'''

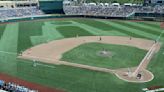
[61,42,147,69]
[0,18,163,92]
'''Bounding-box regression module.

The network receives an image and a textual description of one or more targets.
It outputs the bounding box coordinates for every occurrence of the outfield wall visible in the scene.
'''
[0,15,163,24]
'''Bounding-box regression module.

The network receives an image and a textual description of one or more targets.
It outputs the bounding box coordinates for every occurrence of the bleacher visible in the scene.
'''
[0,0,45,20]
[0,7,44,20]
[0,80,37,92]
[63,1,164,18]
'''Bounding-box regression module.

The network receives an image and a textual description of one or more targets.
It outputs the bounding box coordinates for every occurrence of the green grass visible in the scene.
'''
[15,59,130,92]
[74,19,149,38]
[0,53,17,75]
[18,21,44,53]
[139,21,161,29]
[61,42,147,69]
[96,19,160,39]
[73,19,116,31]
[112,20,162,36]
[51,21,72,25]
[144,39,164,87]
[56,26,94,37]
[0,18,163,92]
[0,25,6,39]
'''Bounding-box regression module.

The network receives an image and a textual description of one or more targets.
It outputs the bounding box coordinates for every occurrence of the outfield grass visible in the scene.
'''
[73,19,116,31]
[56,26,94,37]
[0,25,6,39]
[139,22,161,28]
[73,19,151,39]
[61,43,147,69]
[112,20,161,36]
[0,18,163,92]
[18,21,44,53]
[51,21,73,25]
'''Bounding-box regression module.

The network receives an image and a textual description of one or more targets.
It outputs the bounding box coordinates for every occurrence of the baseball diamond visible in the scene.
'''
[19,36,160,83]
[0,2,164,91]
[0,17,164,92]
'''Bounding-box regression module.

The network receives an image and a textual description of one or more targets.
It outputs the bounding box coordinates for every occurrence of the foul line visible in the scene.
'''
[0,50,56,69]
[132,43,157,76]
[0,50,17,55]
[20,55,57,68]
[156,30,164,41]
[22,54,59,62]
[35,63,56,68]
[132,30,164,77]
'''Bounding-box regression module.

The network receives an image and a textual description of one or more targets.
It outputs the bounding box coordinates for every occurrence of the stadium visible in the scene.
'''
[0,0,164,92]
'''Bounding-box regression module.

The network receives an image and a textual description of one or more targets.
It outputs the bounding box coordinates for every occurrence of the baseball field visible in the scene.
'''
[0,18,164,92]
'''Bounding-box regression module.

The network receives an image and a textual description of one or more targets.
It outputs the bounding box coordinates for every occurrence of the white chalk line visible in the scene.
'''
[132,29,164,76]
[132,43,157,76]
[22,54,59,63]
[156,30,164,41]
[0,50,17,55]
[21,54,116,73]
[20,55,57,69]
[35,63,56,68]
[132,30,164,76]
[0,50,56,69]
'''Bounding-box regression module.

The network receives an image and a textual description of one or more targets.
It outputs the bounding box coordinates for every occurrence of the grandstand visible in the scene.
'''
[0,0,163,92]
[0,80,37,92]
[0,0,44,20]
[63,0,164,18]
[144,0,164,5]
[0,0,39,8]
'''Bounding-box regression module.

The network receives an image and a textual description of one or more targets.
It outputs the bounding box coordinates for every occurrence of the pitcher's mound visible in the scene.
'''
[97,50,113,58]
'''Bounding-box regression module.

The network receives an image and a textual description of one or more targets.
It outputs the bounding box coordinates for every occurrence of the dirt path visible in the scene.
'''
[0,73,64,92]
[20,36,154,63]
[132,43,160,76]
[19,36,160,82]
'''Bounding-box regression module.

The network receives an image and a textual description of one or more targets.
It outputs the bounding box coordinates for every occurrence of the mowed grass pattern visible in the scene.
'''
[61,43,147,69]
[18,21,43,53]
[0,25,6,39]
[56,26,94,37]
[51,21,72,25]
[0,18,163,92]
[112,20,161,36]
[74,19,151,39]
[73,19,116,31]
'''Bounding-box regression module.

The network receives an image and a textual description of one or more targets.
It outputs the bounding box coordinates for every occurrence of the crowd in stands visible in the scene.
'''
[0,80,37,92]
[136,5,164,13]
[63,3,164,17]
[0,7,44,20]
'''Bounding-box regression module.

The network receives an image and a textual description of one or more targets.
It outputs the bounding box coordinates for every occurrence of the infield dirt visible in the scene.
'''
[19,36,160,82]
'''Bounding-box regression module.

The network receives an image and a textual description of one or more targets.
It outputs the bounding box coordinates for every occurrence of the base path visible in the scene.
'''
[19,36,160,83]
